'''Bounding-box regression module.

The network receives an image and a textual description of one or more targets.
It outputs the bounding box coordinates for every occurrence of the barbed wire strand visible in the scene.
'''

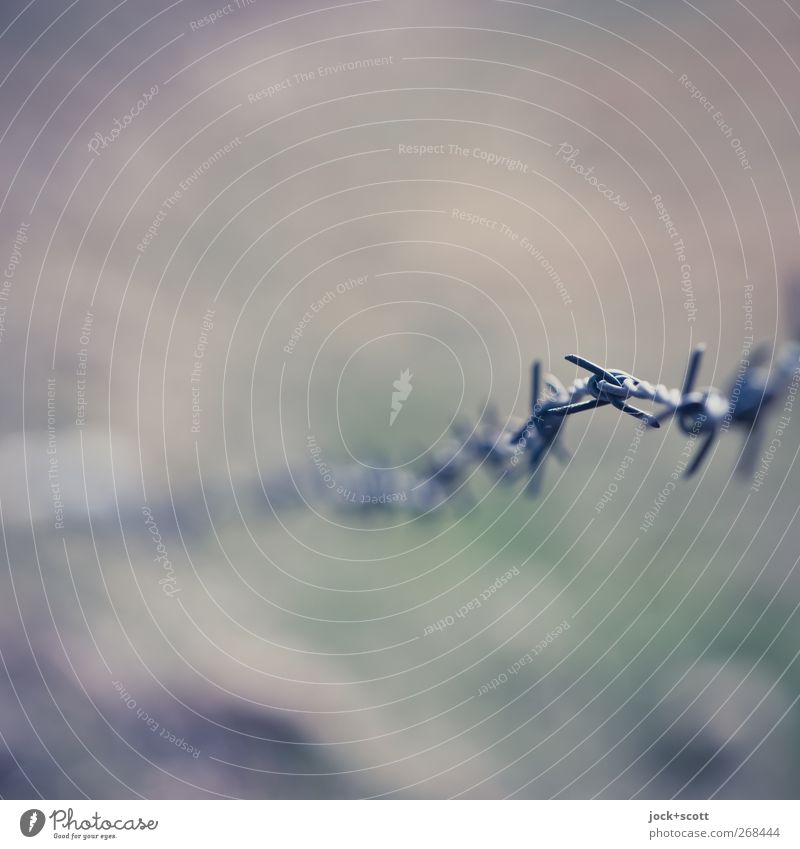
[304,339,800,513]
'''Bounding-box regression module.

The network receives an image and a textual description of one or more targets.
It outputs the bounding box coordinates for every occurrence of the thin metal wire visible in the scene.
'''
[502,342,800,483]
[312,340,800,511]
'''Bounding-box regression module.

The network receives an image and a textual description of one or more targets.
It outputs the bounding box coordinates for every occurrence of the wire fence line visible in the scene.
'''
[48,335,798,537]
[277,338,800,516]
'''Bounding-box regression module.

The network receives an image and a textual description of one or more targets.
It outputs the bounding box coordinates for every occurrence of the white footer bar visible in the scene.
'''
[1,800,796,847]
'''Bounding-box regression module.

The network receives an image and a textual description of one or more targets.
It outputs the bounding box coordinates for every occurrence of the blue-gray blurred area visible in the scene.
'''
[1,0,799,798]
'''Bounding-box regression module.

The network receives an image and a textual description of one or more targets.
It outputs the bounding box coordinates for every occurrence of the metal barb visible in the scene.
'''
[547,355,662,428]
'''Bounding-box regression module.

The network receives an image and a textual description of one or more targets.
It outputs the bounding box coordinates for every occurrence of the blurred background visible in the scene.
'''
[1,0,799,798]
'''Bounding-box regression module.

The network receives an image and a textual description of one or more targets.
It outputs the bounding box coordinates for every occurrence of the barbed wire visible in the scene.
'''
[304,338,800,514]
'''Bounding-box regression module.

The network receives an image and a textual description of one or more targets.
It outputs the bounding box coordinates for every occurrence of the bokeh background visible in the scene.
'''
[1,0,799,799]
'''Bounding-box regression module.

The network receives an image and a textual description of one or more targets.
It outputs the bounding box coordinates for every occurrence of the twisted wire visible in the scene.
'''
[299,340,800,513]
